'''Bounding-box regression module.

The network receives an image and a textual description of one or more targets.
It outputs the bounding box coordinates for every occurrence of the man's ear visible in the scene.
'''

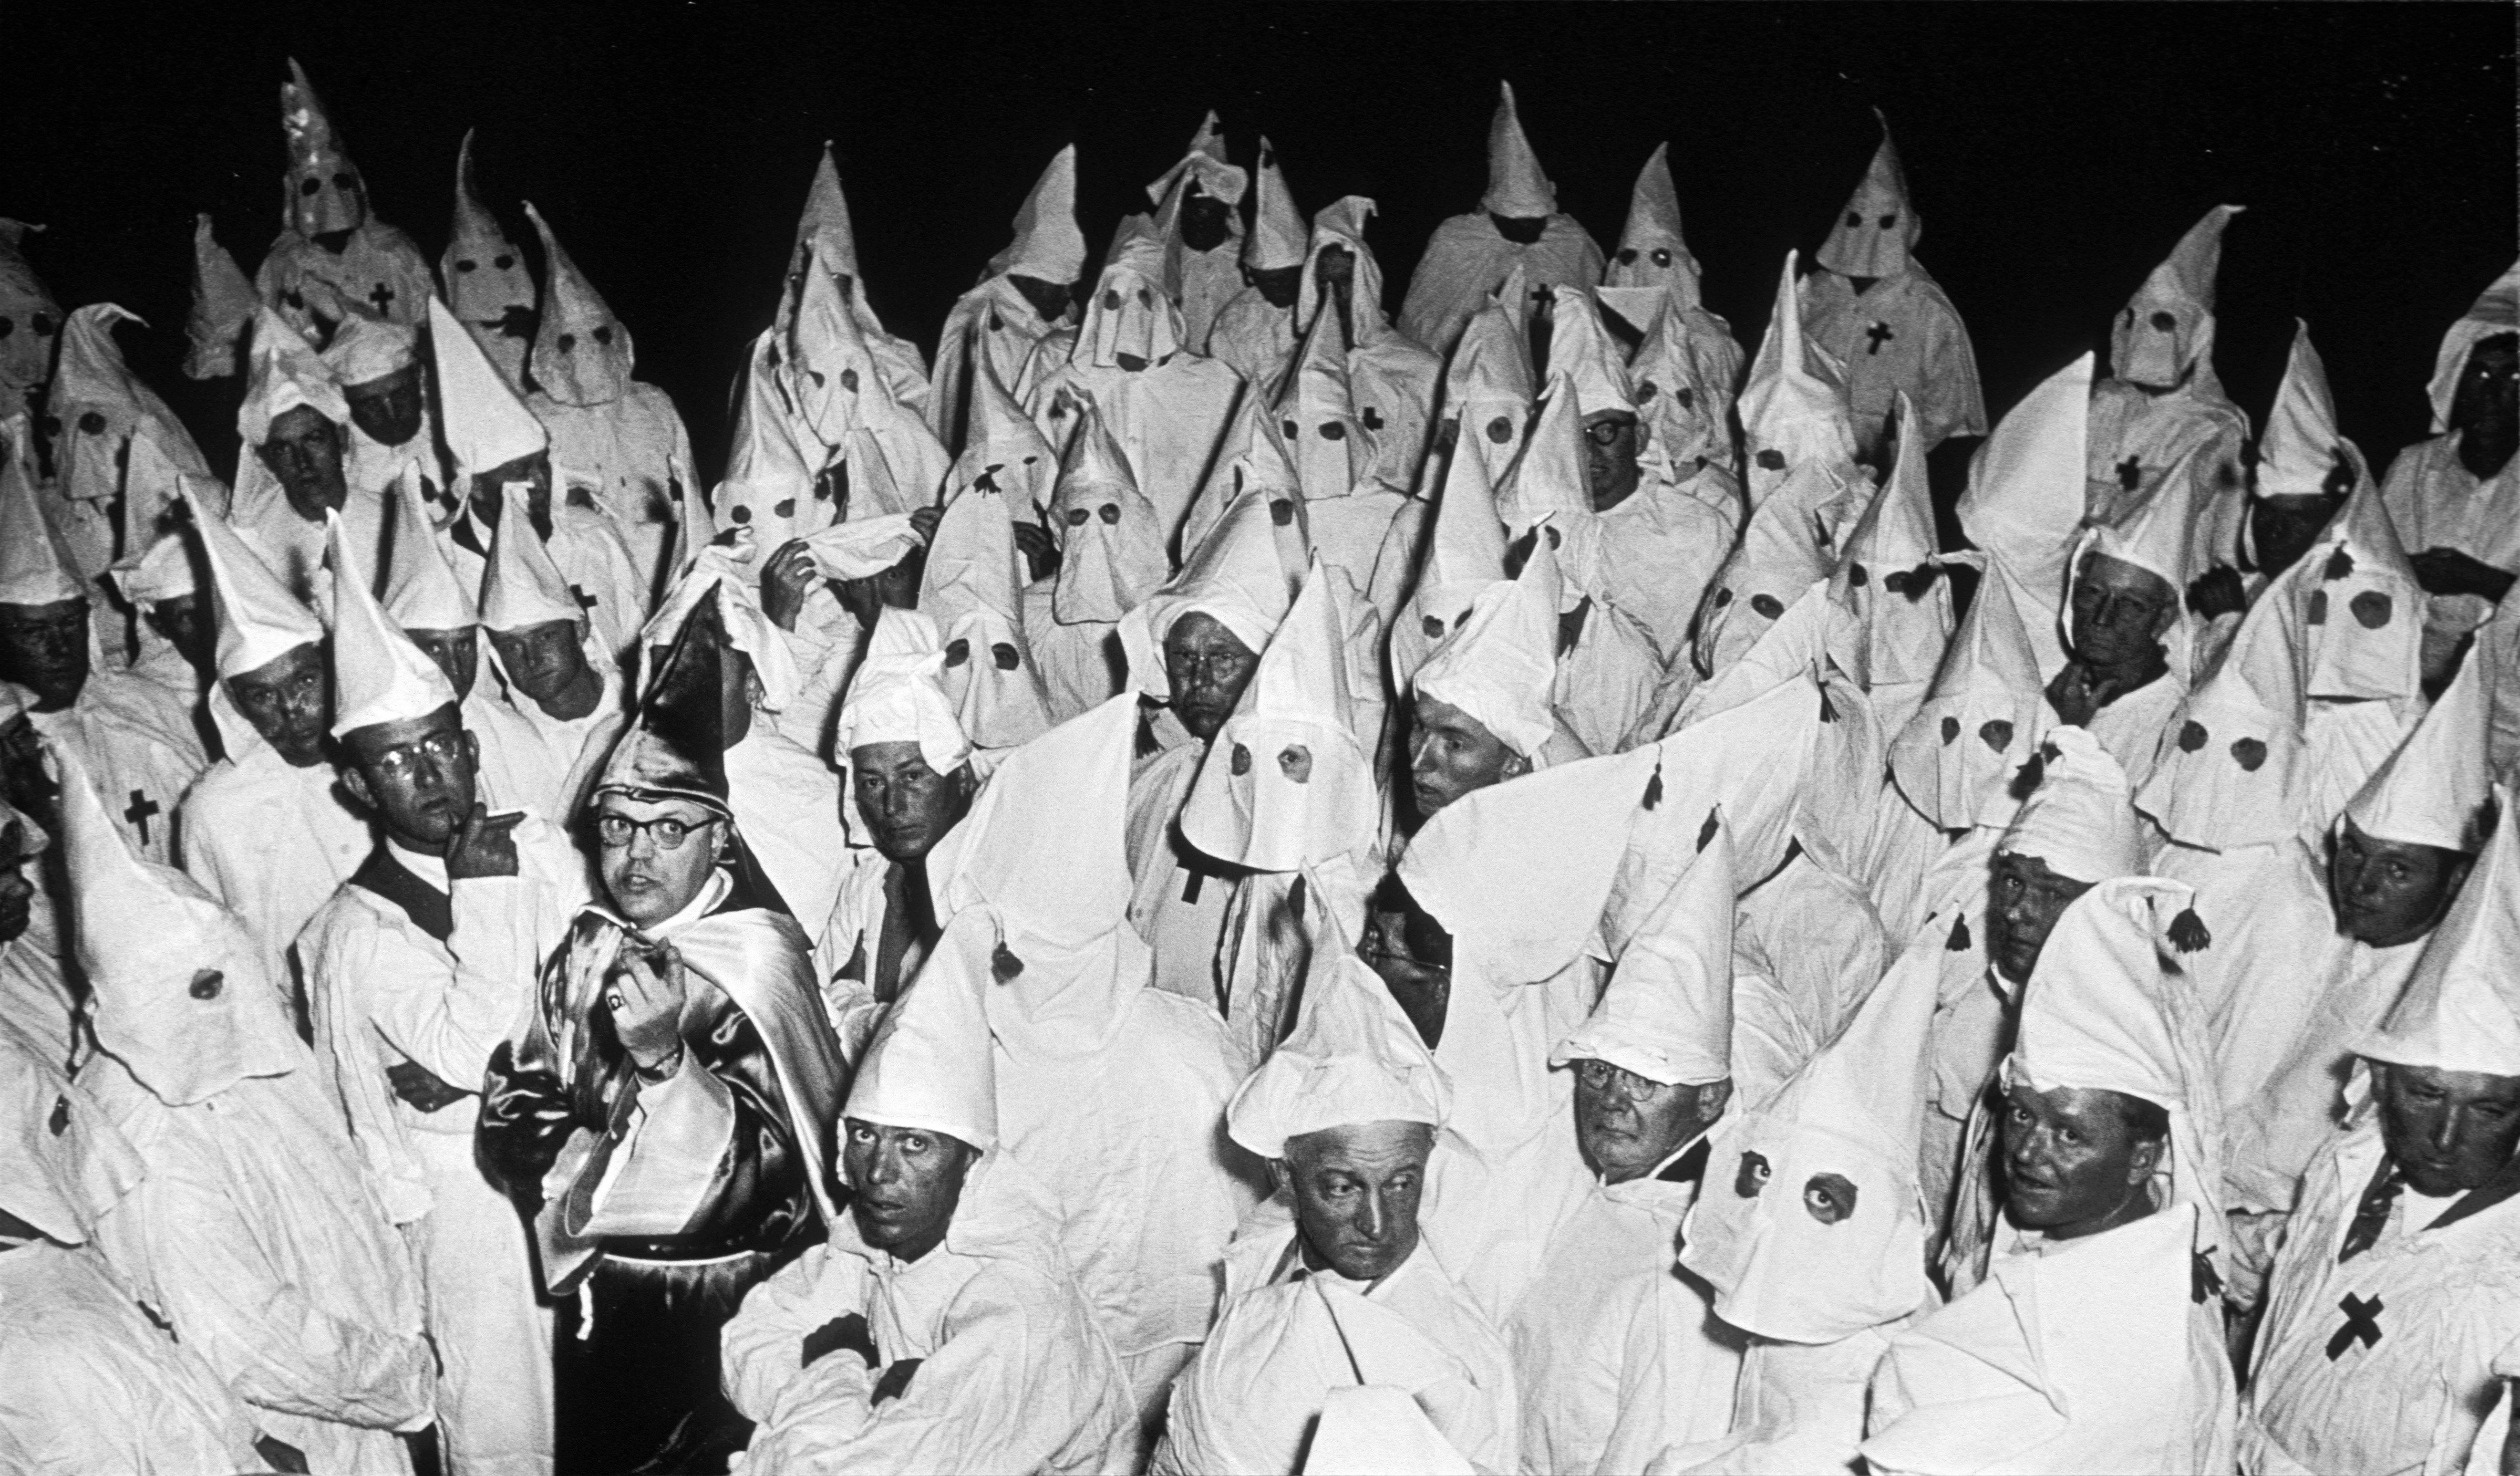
[1500,751,1532,782]
[463,729,481,771]
[340,763,376,813]
[2126,1136,2166,1185]
[950,766,979,807]
[1696,1078,1735,1125]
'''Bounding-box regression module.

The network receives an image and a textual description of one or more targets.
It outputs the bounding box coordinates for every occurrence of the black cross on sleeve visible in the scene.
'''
[123,789,161,847]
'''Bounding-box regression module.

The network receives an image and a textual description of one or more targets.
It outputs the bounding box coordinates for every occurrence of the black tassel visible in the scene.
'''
[1695,807,1720,852]
[1948,916,1973,953]
[1642,761,1664,811]
[2168,907,2211,954]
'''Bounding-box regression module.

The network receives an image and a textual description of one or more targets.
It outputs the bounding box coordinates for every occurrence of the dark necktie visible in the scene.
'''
[2336,1160,2404,1264]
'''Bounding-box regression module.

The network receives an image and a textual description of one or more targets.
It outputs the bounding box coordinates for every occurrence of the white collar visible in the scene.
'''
[386,837,448,893]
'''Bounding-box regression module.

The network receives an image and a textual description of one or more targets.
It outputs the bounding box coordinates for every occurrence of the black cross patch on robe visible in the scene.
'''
[2325,1292,2384,1360]
[1864,321,1896,355]
[123,788,161,847]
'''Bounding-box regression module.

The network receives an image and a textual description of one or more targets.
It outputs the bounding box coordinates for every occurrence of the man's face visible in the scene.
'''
[1180,190,1233,253]
[1286,1120,1432,1283]
[594,792,724,927]
[1360,896,1451,1049]
[835,551,925,631]
[1490,213,1549,246]
[2001,1082,2162,1235]
[1987,851,2094,985]
[0,851,31,946]
[259,405,348,523]
[1408,694,1526,819]
[849,740,969,864]
[1163,612,1259,744]
[0,598,90,710]
[2330,819,2472,948]
[2249,491,2341,579]
[1573,1060,1727,1184]
[1583,412,1643,511]
[225,641,330,768]
[143,593,212,675]
[844,1118,975,1262]
[1248,265,1302,311]
[2376,1062,2520,1197]
[469,453,553,531]
[2452,336,2519,439]
[1005,274,1073,325]
[2068,552,2177,668]
[341,706,477,850]
[405,626,480,703]
[486,619,591,708]
[342,362,425,448]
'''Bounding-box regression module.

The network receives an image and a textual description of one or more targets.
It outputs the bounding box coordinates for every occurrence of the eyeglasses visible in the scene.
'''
[366,730,466,780]
[1581,419,1634,447]
[1575,1059,1676,1100]
[594,813,716,850]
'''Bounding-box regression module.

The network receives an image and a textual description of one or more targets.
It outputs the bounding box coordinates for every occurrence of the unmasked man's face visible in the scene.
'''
[343,363,425,447]
[2375,1063,2520,1198]
[1285,1120,1431,1283]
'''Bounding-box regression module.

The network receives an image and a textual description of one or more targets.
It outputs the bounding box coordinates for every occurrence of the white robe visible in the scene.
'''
[2075,668,2187,795]
[527,385,695,600]
[30,673,207,868]
[1154,1209,1520,1476]
[1510,1138,1745,1476]
[256,222,437,337]
[1802,268,1988,459]
[1204,288,1296,387]
[722,1156,1136,1476]
[1398,213,1604,358]
[1648,1324,1903,1475]
[468,658,626,827]
[2086,378,2251,582]
[0,1242,263,1476]
[1026,354,1246,554]
[2381,432,2520,678]
[928,276,1074,451]
[2244,1114,2520,1476]
[1022,579,1127,724]
[1591,478,1734,671]
[84,1054,434,1475]
[177,742,371,1006]
[296,821,587,1476]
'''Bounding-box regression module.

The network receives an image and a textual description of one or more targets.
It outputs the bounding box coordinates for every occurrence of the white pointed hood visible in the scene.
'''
[2427,258,2520,435]
[2135,552,2314,850]
[1391,434,1512,688]
[1830,393,1951,689]
[1480,82,1556,217]
[1738,252,1859,504]
[320,314,417,389]
[1296,196,1396,345]
[1122,479,1296,698]
[1544,285,1638,419]
[111,529,197,608]
[329,508,458,737]
[1495,378,1594,584]
[1887,552,2047,830]
[2256,321,2366,502]
[1446,271,1538,484]
[183,214,258,380]
[986,144,1087,284]
[1076,215,1187,369]
[48,306,211,529]
[279,58,367,238]
[2080,432,2208,596]
[0,219,61,395]
[1608,143,1704,306]
[439,131,537,385]
[383,469,476,631]
[2009,877,2227,1263]
[2360,782,2520,1076]
[1680,891,1939,1342]
[427,296,547,479]
[1998,725,2144,884]
[237,304,349,449]
[1182,561,1378,872]
[1815,116,1920,279]
[716,329,823,554]
[524,202,633,407]
[954,344,1062,516]
[1695,459,1845,679]
[0,426,82,607]
[2343,639,2492,855]
[1245,136,1309,271]
[479,477,583,633]
[834,606,971,777]
[918,483,1051,752]
[1228,915,1453,1161]
[1048,390,1169,625]
[56,741,300,1106]
[929,690,1139,951]
[790,142,865,292]
[1956,352,2093,608]
[1413,522,1559,758]
[1147,109,1251,222]
[184,483,322,681]
[1553,817,1734,1086]
[2112,205,2243,394]
[1275,280,1367,502]
[845,910,999,1152]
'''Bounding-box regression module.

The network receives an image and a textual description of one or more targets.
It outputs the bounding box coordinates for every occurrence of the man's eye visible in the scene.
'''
[2059,1128,2081,1146]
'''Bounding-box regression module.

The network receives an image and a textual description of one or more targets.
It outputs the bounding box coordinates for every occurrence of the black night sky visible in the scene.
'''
[7,2,2512,492]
